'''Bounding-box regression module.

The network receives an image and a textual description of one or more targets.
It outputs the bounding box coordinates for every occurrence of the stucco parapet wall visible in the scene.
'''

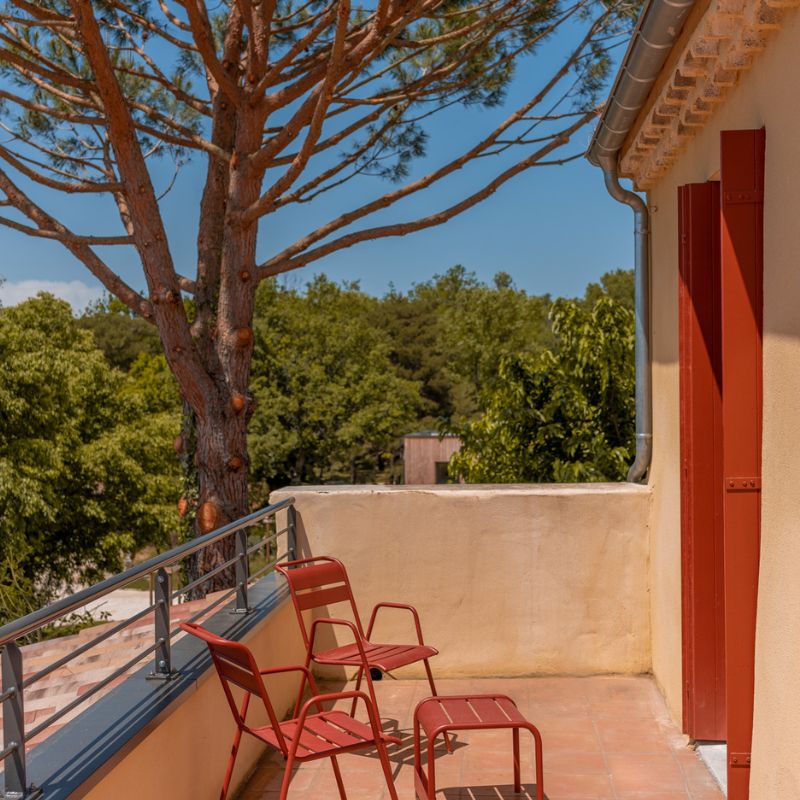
[620,0,800,189]
[271,483,652,677]
[279,482,651,496]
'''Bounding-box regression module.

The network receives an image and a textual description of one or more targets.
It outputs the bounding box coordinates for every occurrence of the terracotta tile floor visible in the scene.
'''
[238,676,725,800]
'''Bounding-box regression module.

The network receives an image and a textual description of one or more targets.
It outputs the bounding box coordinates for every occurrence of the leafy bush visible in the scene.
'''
[450,292,635,483]
[0,295,181,627]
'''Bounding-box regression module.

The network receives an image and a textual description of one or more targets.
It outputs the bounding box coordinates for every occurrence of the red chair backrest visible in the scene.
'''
[180,622,287,751]
[275,556,364,646]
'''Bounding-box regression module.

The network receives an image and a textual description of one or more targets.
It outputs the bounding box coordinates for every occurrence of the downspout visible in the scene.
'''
[599,156,652,483]
[586,0,695,483]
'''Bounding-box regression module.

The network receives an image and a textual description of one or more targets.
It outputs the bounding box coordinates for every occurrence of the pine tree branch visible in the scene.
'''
[0,215,134,245]
[252,9,605,244]
[103,0,198,50]
[253,4,337,98]
[242,0,351,221]
[179,0,243,104]
[258,110,596,278]
[273,115,399,208]
[0,145,122,194]
[0,166,150,317]
[69,0,216,416]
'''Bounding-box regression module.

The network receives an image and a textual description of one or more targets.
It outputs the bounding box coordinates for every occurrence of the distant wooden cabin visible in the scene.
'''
[402,431,462,485]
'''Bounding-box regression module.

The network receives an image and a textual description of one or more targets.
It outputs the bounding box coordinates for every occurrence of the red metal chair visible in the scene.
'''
[180,621,400,800]
[275,556,446,741]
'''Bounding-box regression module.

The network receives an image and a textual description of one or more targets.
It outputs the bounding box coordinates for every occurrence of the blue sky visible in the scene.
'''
[0,18,634,310]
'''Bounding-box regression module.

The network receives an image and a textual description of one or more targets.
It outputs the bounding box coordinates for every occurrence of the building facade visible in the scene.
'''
[592,3,800,797]
[402,432,462,485]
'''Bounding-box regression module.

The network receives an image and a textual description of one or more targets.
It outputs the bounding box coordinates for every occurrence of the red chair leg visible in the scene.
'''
[413,715,424,800]
[279,752,296,800]
[375,735,400,800]
[330,755,348,800]
[513,728,522,793]
[359,688,399,800]
[423,659,453,753]
[220,694,250,800]
[426,738,437,800]
[296,651,314,718]
[219,724,242,800]
[362,668,386,738]
[529,724,545,800]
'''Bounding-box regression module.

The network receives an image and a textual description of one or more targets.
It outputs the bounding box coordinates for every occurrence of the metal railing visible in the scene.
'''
[0,498,297,799]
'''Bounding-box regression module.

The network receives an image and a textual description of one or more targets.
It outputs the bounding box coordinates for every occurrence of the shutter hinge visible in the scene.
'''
[724,190,764,205]
[729,752,751,768]
[725,476,761,492]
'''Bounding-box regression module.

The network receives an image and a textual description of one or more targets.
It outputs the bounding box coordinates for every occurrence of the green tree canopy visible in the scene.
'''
[0,295,181,625]
[583,268,635,311]
[436,268,554,416]
[79,297,162,371]
[375,266,555,425]
[450,287,635,483]
[248,277,419,491]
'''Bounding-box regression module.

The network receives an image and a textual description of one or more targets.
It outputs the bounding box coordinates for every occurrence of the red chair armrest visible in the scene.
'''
[366,602,425,644]
[297,689,368,718]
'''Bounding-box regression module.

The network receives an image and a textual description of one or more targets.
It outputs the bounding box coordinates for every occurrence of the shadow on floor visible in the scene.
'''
[241,675,725,800]
[441,787,547,799]
[312,677,468,780]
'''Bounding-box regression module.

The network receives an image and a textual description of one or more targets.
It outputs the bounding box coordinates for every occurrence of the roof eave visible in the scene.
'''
[586,0,697,169]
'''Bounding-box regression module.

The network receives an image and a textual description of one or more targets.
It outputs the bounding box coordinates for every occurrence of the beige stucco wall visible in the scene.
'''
[635,7,800,796]
[78,595,307,800]
[271,484,652,677]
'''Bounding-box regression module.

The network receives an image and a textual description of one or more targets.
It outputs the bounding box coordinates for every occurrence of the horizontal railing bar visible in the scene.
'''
[0,497,295,646]
[171,552,244,600]
[25,641,163,741]
[248,553,288,584]
[0,742,19,761]
[245,530,281,556]
[23,602,158,689]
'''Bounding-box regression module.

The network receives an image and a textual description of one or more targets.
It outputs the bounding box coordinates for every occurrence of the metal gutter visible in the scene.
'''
[587,0,695,482]
[587,0,696,168]
[601,160,652,483]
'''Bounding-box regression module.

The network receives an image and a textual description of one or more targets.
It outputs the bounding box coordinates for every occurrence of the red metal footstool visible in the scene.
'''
[413,694,544,800]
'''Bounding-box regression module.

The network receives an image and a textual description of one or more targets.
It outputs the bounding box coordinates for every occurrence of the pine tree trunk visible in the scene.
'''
[191,404,249,588]
[181,121,262,594]
[179,387,252,595]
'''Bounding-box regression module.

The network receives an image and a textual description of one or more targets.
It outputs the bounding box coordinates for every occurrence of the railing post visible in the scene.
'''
[149,568,175,680]
[287,505,297,563]
[234,528,249,614]
[2,642,28,799]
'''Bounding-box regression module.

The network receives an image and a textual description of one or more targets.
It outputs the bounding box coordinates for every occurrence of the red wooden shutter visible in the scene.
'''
[720,128,765,800]
[678,181,726,741]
